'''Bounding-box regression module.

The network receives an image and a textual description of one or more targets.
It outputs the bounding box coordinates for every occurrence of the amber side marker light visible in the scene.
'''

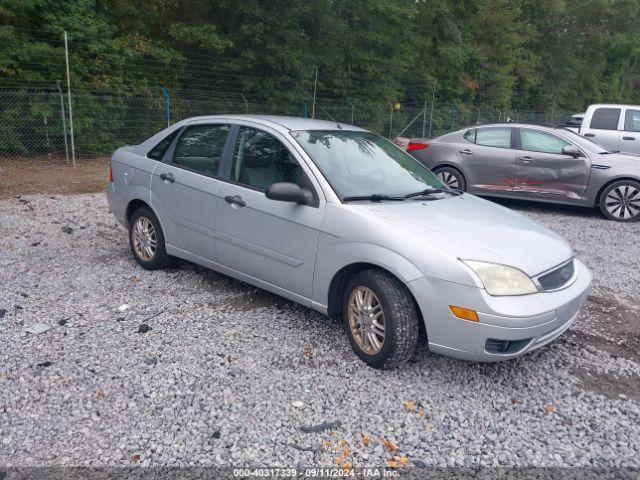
[449,305,479,322]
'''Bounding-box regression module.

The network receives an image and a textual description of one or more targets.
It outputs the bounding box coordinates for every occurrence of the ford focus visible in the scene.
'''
[106,115,592,369]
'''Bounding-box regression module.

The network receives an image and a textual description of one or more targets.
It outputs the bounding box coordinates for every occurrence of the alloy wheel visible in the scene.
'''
[347,286,386,355]
[437,171,459,189]
[132,216,157,261]
[604,185,640,220]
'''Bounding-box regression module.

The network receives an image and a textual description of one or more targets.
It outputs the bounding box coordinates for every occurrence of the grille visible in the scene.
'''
[538,260,575,291]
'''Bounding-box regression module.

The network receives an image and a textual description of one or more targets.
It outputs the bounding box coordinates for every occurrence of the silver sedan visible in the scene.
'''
[106,115,591,368]
[407,124,640,221]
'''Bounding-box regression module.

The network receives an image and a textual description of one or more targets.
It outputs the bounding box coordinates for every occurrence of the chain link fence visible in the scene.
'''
[0,88,574,160]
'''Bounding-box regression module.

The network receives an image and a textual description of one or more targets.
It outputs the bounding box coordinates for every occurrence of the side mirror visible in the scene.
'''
[562,145,583,157]
[265,182,312,205]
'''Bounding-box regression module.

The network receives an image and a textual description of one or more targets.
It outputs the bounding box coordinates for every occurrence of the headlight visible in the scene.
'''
[462,260,538,296]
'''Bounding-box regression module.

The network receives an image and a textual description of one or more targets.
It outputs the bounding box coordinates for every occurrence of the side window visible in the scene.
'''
[624,109,640,132]
[475,127,511,148]
[147,130,179,160]
[589,108,620,130]
[520,129,570,155]
[232,126,309,191]
[172,124,231,176]
[463,129,476,143]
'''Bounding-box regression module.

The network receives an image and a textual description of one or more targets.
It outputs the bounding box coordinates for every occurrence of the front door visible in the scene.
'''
[513,127,590,200]
[215,125,324,300]
[460,126,517,194]
[621,108,640,155]
[150,123,232,260]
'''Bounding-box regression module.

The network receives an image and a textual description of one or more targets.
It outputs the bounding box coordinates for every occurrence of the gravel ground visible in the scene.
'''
[1,194,639,468]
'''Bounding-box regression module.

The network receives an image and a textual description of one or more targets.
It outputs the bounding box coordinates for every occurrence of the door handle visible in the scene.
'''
[159,173,175,183]
[519,156,533,164]
[623,136,636,140]
[584,133,595,137]
[459,149,473,154]
[224,195,246,207]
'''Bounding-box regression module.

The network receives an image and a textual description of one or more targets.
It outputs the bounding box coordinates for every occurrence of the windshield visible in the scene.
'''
[556,128,609,154]
[290,130,443,199]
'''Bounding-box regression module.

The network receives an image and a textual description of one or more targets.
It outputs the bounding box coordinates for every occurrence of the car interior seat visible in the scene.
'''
[238,137,283,190]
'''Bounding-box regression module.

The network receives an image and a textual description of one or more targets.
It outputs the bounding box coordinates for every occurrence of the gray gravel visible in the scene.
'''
[1,193,639,468]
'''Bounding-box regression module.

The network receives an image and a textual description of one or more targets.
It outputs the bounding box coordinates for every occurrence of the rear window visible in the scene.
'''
[147,130,179,160]
[589,108,620,130]
[475,127,512,148]
[463,129,476,143]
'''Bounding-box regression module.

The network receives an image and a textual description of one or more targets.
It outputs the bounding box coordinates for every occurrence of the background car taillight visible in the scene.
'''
[407,142,429,152]
[109,163,113,183]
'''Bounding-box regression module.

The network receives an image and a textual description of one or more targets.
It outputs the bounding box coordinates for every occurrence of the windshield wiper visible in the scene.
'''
[342,194,405,202]
[403,188,462,199]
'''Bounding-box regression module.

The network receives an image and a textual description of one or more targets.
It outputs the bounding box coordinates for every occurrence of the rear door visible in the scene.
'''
[150,123,232,260]
[513,127,589,200]
[581,107,622,152]
[621,108,640,155]
[460,126,517,194]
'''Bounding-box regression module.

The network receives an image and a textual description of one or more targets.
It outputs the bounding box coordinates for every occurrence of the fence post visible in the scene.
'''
[312,67,318,119]
[57,84,70,164]
[160,87,171,127]
[388,102,394,139]
[63,31,76,166]
[422,98,427,138]
[240,93,249,114]
[450,103,457,130]
[428,79,436,137]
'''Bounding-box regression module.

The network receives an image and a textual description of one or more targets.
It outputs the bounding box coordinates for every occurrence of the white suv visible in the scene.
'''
[578,104,640,155]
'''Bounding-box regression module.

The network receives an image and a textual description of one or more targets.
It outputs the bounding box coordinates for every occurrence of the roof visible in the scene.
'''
[183,114,365,131]
[454,122,571,130]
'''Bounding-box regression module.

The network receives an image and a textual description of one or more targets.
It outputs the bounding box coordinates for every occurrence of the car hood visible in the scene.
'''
[358,194,573,276]
[596,152,640,166]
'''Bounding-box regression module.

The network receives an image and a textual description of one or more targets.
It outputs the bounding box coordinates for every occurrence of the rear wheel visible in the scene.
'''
[343,270,420,369]
[129,207,171,269]
[599,180,640,222]
[433,166,466,191]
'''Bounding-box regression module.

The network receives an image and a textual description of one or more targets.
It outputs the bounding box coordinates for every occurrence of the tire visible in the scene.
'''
[343,269,420,369]
[433,166,466,191]
[128,207,171,269]
[598,180,640,222]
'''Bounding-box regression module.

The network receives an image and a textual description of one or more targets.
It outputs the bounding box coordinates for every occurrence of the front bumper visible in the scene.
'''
[406,259,592,361]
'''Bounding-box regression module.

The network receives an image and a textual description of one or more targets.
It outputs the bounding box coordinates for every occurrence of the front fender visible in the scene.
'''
[311,239,424,309]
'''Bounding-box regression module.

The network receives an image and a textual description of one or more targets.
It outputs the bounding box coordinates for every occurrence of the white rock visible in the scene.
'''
[24,323,51,335]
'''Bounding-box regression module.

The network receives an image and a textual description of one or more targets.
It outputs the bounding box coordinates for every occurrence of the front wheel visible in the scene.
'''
[599,180,640,221]
[433,166,466,191]
[343,270,420,369]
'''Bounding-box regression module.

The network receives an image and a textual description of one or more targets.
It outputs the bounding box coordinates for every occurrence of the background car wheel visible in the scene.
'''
[343,269,420,369]
[128,207,171,269]
[599,180,640,222]
[433,166,466,191]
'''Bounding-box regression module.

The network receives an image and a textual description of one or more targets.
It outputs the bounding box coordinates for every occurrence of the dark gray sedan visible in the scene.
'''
[407,124,640,221]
